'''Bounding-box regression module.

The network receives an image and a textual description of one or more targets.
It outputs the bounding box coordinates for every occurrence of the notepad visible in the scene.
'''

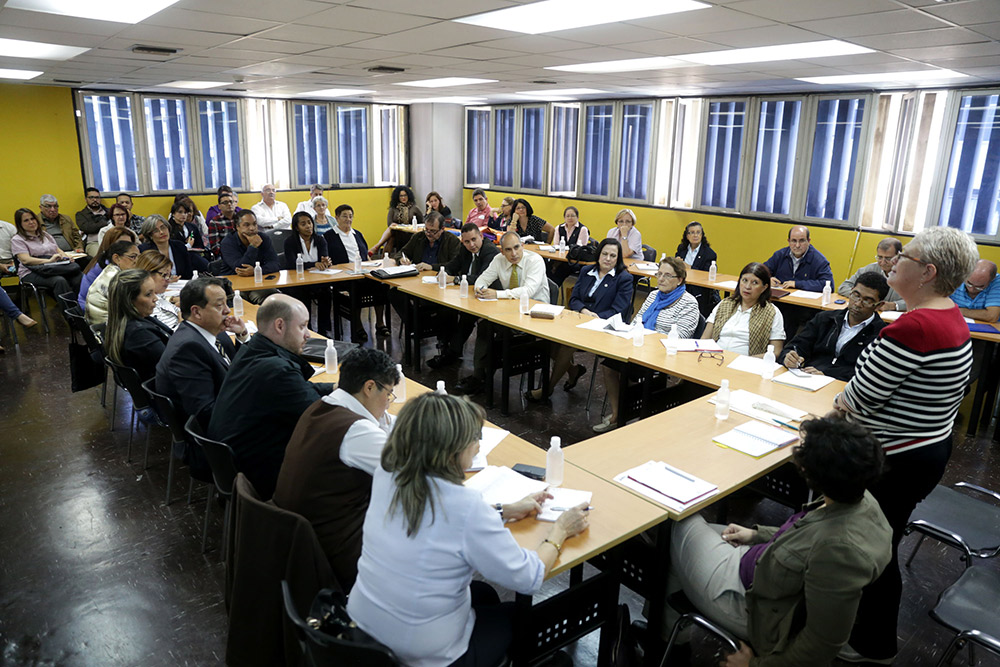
[537,245,556,252]
[465,465,548,506]
[421,276,439,284]
[663,338,724,352]
[529,304,564,318]
[308,268,343,275]
[537,488,593,522]
[634,262,658,272]
[788,290,823,299]
[771,370,836,391]
[615,460,717,510]
[714,420,799,458]
[466,427,510,472]
[708,389,808,425]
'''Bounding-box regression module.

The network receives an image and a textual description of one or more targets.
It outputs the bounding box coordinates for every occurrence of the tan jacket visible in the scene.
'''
[42,213,83,251]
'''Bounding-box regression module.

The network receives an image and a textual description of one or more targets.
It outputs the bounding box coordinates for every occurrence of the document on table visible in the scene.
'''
[308,268,343,275]
[664,338,724,352]
[708,389,807,425]
[378,264,419,276]
[634,262,658,272]
[615,460,718,511]
[726,355,781,376]
[714,420,799,458]
[771,369,836,391]
[529,303,564,318]
[476,295,498,302]
[421,276,439,284]
[788,290,823,299]
[575,313,650,338]
[361,260,382,267]
[465,465,548,506]
[466,427,510,472]
[537,245,556,252]
[537,488,593,522]
[712,280,738,290]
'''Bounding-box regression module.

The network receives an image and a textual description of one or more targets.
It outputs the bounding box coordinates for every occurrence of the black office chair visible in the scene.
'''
[642,244,657,262]
[11,258,51,334]
[281,580,399,667]
[185,416,239,554]
[929,565,1000,666]
[904,482,1000,569]
[104,356,156,462]
[266,229,293,268]
[659,593,742,667]
[56,290,78,324]
[142,378,212,506]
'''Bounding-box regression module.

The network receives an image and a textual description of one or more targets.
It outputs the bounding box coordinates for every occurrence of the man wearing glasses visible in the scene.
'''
[206,192,241,259]
[838,238,906,312]
[394,211,460,272]
[75,187,109,256]
[273,348,401,589]
[778,272,889,381]
[38,194,83,253]
[949,259,1000,323]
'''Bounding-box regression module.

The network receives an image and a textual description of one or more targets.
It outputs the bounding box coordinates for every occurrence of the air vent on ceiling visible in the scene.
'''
[131,45,180,56]
[367,65,405,74]
[225,88,248,92]
[530,80,559,85]
[53,79,84,85]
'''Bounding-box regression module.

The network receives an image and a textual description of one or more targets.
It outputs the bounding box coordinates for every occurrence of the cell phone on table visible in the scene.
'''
[265,274,277,280]
[512,463,546,481]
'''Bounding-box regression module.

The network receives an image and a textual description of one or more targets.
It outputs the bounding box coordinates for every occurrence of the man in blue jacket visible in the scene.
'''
[220,209,280,304]
[764,225,834,337]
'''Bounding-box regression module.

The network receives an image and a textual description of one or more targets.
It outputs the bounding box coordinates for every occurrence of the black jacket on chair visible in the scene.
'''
[569,268,635,320]
[138,240,210,280]
[155,320,238,428]
[323,227,369,265]
[676,241,720,317]
[443,241,500,284]
[122,316,173,383]
[777,309,888,382]
[282,234,329,270]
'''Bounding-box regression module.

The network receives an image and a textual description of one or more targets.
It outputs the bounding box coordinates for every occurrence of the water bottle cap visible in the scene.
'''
[550,436,561,448]
[255,261,260,266]
[767,344,774,352]
[327,339,334,347]
[396,363,402,371]
[721,379,729,388]
[436,380,445,390]
[234,290,240,296]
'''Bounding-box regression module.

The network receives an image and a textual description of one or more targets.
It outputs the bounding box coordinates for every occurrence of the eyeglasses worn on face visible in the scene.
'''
[896,251,929,265]
[155,270,171,279]
[375,382,396,402]
[122,253,140,260]
[849,291,878,308]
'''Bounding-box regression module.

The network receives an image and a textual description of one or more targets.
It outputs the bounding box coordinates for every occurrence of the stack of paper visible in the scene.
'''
[709,389,808,425]
[464,465,548,506]
[529,304,564,318]
[421,276,439,284]
[361,260,381,267]
[662,338,724,352]
[726,355,781,376]
[537,488,593,522]
[309,268,343,275]
[881,311,903,321]
[615,461,718,511]
[634,262,658,272]
[537,245,556,252]
[772,370,836,391]
[714,420,799,458]
[466,427,510,471]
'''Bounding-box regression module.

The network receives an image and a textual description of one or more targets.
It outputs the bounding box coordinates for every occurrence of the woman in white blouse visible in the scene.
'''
[348,393,589,667]
[605,208,643,261]
[702,261,784,357]
[135,250,181,330]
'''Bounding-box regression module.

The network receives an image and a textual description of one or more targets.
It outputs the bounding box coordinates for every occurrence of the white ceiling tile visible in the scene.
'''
[850,28,987,50]
[346,0,518,20]
[794,10,952,39]
[109,26,237,48]
[173,0,334,23]
[346,21,514,52]
[225,62,321,76]
[228,37,331,55]
[925,0,1000,26]
[626,37,726,57]
[970,22,1000,40]
[889,41,1000,61]
[544,23,671,45]
[547,46,661,62]
[275,54,367,66]
[446,60,530,73]
[0,25,107,48]
[253,24,377,46]
[170,55,257,68]
[727,0,899,23]
[496,54,594,67]
[0,8,124,36]
[300,6,437,33]
[923,55,1000,70]
[479,35,591,53]
[427,44,504,60]
[696,24,825,48]
[143,8,279,35]
[951,66,1000,78]
[306,46,408,61]
[628,6,777,35]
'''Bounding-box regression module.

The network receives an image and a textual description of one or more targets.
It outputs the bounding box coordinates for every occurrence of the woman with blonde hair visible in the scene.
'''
[105,268,171,382]
[135,250,181,330]
[349,393,589,667]
[605,208,643,260]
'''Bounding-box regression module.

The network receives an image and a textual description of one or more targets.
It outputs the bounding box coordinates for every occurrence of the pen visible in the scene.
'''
[663,463,695,482]
[773,419,799,431]
[551,506,594,512]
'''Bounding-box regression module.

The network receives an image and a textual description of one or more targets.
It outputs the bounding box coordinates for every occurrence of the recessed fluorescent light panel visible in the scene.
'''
[0,37,89,60]
[6,0,181,24]
[515,88,605,97]
[407,97,488,104]
[162,80,229,90]
[396,77,497,88]
[456,0,709,34]
[302,88,376,97]
[797,69,969,85]
[0,68,43,80]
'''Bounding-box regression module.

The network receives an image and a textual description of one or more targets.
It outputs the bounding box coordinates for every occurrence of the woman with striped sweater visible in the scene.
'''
[832,226,978,665]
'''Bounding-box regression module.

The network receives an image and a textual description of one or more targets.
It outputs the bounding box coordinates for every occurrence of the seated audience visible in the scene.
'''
[429,223,501,369]
[38,194,83,253]
[594,257,698,433]
[85,240,139,325]
[219,210,280,305]
[96,203,131,247]
[206,191,240,259]
[76,187,109,256]
[167,198,206,252]
[176,194,209,241]
[250,183,291,230]
[653,418,890,667]
[105,268,171,383]
[455,232,549,395]
[838,238,905,311]
[426,191,459,228]
[205,185,238,223]
[464,188,496,231]
[949,258,1000,323]
[606,208,643,261]
[273,348,401,589]
[208,294,333,500]
[702,262,785,357]
[778,272,889,381]
[0,218,16,274]
[549,206,590,286]
[394,211,461,271]
[310,196,333,235]
[508,198,554,244]
[78,227,139,310]
[764,225,834,337]
[0,288,37,353]
[676,221,720,317]
[135,250,181,330]
[530,239,633,403]
[347,393,589,667]
[373,185,423,257]
[491,196,516,234]
[323,204,388,341]
[114,192,145,233]
[139,215,209,280]
[155,276,248,428]
[12,207,82,297]
[283,211,333,335]
[294,184,324,216]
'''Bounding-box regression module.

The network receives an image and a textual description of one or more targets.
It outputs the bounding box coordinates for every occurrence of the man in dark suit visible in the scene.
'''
[155,276,250,429]
[427,223,500,369]
[219,209,280,304]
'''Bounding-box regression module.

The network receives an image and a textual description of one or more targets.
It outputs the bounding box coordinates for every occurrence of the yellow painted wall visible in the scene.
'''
[465,189,1000,283]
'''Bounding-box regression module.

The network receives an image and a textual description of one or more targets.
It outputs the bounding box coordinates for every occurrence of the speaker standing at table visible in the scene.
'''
[763,225,834,338]
[676,221,720,318]
[702,262,785,358]
[282,211,333,336]
[347,393,589,667]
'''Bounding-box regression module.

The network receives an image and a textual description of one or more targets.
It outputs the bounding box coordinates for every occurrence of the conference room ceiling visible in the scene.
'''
[1,0,999,102]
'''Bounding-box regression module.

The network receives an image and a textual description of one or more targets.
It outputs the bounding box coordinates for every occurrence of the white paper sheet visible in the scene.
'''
[361,260,382,267]
[788,290,823,299]
[771,370,836,392]
[466,427,510,471]
[881,310,903,321]
[634,262,658,272]
[421,276,439,284]
[537,488,594,522]
[709,388,808,424]
[712,280,738,290]
[308,268,343,275]
[664,338,724,352]
[726,355,781,376]
[464,466,548,506]
[537,245,556,252]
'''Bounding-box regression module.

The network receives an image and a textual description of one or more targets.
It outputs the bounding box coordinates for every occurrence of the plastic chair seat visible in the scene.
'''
[930,566,1000,665]
[906,483,1000,566]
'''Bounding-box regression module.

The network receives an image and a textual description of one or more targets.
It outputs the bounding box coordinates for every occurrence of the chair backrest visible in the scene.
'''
[642,244,656,262]
[693,313,707,339]
[57,291,77,321]
[267,229,292,267]
[141,377,188,443]
[104,356,151,410]
[281,581,399,667]
[547,278,559,305]
[185,415,238,498]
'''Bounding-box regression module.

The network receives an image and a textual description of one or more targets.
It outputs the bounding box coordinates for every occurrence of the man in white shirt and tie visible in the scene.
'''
[250,183,292,230]
[455,232,549,394]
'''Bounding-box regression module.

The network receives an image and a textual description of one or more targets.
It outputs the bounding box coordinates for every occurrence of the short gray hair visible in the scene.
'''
[877,237,902,254]
[39,194,58,206]
[140,214,168,243]
[910,227,979,295]
[311,195,328,207]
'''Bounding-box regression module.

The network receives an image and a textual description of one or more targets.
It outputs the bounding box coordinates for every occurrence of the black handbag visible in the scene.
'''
[31,261,82,278]
[68,340,105,392]
[306,588,398,656]
[567,240,599,264]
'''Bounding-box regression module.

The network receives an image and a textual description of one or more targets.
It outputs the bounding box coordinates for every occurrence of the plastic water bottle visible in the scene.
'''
[394,364,406,403]
[232,290,244,318]
[714,379,731,420]
[296,253,304,279]
[459,275,469,298]
[632,323,644,347]
[438,266,447,289]
[822,280,832,306]
[762,345,776,380]
[353,255,361,273]
[559,237,567,254]
[324,339,338,382]
[519,290,529,315]
[382,253,390,269]
[435,380,447,395]
[666,323,679,356]
[708,260,717,282]
[660,252,666,261]
[253,261,262,285]
[546,436,564,487]
[411,215,418,227]
[191,270,199,280]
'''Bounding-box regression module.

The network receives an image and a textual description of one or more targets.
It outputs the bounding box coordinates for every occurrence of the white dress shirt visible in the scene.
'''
[294,199,316,217]
[298,236,319,263]
[474,250,549,301]
[0,220,16,261]
[320,388,394,473]
[835,313,874,356]
[684,244,700,266]
[334,226,361,264]
[708,302,786,355]
[251,199,292,229]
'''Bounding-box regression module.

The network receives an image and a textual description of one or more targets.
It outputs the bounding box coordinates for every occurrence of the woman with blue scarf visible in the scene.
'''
[594,256,700,433]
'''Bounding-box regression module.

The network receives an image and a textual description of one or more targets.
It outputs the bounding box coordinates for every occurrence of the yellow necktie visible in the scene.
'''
[509,264,519,289]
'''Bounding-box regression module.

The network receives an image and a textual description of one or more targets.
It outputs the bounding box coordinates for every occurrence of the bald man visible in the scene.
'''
[950,259,1000,323]
[208,294,334,499]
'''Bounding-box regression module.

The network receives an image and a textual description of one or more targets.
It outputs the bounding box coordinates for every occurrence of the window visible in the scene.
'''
[670,98,703,209]
[520,106,545,191]
[549,104,579,195]
[939,93,1000,236]
[374,105,401,186]
[337,105,368,185]
[750,100,800,215]
[466,108,490,186]
[805,97,865,221]
[494,108,515,188]
[246,98,290,190]
[292,103,329,188]
[198,99,242,190]
[618,103,654,200]
[81,94,139,192]
[652,99,675,207]
[582,103,614,197]
[142,97,192,191]
[701,100,745,209]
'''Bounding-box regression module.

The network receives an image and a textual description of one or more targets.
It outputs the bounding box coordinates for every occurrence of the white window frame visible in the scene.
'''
[191,96,250,193]
[517,104,547,195]
[736,96,806,222]
[333,103,372,188]
[464,106,492,189]
[616,99,659,206]
[287,100,334,190]
[548,102,581,197]
[694,97,748,214]
[575,100,620,202]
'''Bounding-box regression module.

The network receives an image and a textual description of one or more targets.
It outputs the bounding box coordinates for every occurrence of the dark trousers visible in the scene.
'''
[473,319,492,380]
[548,261,579,287]
[440,310,478,358]
[23,269,82,298]
[448,581,514,667]
[849,438,952,658]
[243,288,279,305]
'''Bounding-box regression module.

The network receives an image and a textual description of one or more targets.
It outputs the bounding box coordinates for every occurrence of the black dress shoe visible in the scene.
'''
[454,376,484,395]
[352,328,369,344]
[427,351,459,369]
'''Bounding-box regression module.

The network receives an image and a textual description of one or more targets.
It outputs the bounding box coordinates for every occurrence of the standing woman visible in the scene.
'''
[676,221,719,317]
[85,239,139,325]
[348,393,589,667]
[11,207,83,297]
[508,198,554,244]
[549,206,591,286]
[135,250,181,330]
[701,262,784,358]
[311,196,333,235]
[139,215,208,280]
[605,208,643,261]
[283,211,333,335]
[105,268,172,383]
[832,227,978,664]
[372,185,423,257]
